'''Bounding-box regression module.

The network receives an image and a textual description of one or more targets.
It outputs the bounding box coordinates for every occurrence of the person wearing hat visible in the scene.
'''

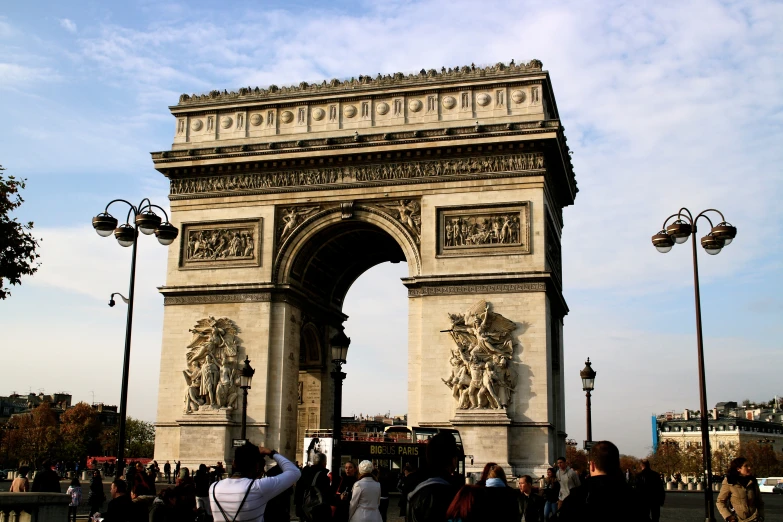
[348,461,382,522]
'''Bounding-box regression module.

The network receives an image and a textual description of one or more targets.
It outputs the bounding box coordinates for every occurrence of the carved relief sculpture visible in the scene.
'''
[182,317,243,413]
[170,152,544,195]
[441,300,517,410]
[278,206,320,242]
[438,203,530,256]
[170,153,545,196]
[186,227,254,261]
[378,200,421,244]
[180,220,260,270]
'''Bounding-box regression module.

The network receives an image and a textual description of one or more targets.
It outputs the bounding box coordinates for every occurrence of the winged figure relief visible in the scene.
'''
[186,316,241,365]
[279,206,320,242]
[380,200,421,243]
[442,300,518,410]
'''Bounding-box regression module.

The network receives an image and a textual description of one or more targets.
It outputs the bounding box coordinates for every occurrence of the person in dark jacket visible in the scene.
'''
[473,464,518,522]
[99,479,134,522]
[540,468,559,519]
[149,488,177,522]
[295,452,331,522]
[406,432,462,522]
[558,441,644,522]
[194,464,211,513]
[32,460,62,493]
[517,475,544,522]
[398,462,423,519]
[332,461,358,522]
[263,462,293,522]
[163,462,172,484]
[88,471,107,518]
[635,459,665,522]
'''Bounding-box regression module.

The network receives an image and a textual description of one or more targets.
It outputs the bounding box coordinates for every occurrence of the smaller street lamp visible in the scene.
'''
[108,293,129,307]
[580,358,597,444]
[239,356,255,440]
[330,330,351,477]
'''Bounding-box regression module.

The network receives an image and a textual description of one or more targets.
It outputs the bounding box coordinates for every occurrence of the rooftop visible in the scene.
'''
[176,60,545,107]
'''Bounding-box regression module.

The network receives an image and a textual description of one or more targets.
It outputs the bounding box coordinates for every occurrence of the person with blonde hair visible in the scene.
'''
[349,461,382,522]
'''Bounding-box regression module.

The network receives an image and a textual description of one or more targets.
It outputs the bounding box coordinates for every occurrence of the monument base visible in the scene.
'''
[174,409,239,470]
[450,409,512,477]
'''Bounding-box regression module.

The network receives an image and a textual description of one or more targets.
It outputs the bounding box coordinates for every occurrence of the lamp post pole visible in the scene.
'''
[331,364,346,476]
[651,208,737,522]
[329,330,351,478]
[580,358,596,446]
[92,199,178,477]
[241,387,249,440]
[116,228,138,477]
[239,356,255,442]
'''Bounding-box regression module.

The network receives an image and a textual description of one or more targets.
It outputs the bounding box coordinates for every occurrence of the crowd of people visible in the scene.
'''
[5,438,767,522]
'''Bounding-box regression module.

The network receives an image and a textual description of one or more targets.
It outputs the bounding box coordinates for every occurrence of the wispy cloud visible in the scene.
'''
[59,18,77,34]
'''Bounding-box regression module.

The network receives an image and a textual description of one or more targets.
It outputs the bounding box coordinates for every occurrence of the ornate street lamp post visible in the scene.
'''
[239,356,255,440]
[330,330,350,476]
[92,199,178,476]
[651,207,737,522]
[580,358,596,444]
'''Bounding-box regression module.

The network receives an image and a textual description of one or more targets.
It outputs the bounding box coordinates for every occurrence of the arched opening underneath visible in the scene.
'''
[290,218,411,458]
[287,220,407,309]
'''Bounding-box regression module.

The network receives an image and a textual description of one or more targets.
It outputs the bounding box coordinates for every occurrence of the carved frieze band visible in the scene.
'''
[408,282,546,297]
[179,219,261,269]
[438,202,530,257]
[169,152,544,196]
[164,293,272,306]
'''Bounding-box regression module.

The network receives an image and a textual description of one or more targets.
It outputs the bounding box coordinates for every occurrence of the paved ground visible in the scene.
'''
[3,481,781,521]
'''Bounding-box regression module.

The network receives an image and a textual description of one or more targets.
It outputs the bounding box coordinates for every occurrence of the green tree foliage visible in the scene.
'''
[98,418,155,459]
[59,402,102,464]
[0,165,40,299]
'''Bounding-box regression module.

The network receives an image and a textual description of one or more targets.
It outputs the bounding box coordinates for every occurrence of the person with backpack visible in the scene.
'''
[209,442,300,522]
[406,432,463,522]
[296,452,331,521]
[66,476,82,522]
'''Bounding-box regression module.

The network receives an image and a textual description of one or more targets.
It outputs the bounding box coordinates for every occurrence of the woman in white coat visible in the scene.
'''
[348,460,383,522]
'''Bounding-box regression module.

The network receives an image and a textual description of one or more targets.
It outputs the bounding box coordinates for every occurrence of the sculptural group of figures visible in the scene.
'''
[186,229,254,261]
[445,214,521,247]
[183,317,242,413]
[169,153,544,195]
[442,300,517,410]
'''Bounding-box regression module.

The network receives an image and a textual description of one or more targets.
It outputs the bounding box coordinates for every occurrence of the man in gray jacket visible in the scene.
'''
[555,457,580,509]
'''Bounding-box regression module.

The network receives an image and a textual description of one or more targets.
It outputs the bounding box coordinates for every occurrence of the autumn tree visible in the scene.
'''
[565,445,588,474]
[59,402,102,464]
[0,166,40,299]
[648,442,681,479]
[8,403,59,467]
[737,441,782,478]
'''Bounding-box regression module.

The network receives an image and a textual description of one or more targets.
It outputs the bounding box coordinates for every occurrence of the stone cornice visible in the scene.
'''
[175,60,544,109]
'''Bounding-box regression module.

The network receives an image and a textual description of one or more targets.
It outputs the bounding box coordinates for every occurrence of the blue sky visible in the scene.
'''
[1,0,782,457]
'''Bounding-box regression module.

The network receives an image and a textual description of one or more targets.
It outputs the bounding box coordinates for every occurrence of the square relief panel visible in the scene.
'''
[437,202,530,257]
[179,218,262,269]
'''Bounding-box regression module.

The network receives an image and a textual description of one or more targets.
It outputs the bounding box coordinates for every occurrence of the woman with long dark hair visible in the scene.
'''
[716,457,764,522]
[87,470,106,519]
[541,467,560,520]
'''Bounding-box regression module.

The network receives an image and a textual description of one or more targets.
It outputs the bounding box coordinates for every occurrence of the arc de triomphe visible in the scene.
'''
[152,60,577,477]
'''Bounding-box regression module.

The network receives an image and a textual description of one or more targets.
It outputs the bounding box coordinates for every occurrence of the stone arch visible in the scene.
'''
[274,205,421,309]
[299,322,322,367]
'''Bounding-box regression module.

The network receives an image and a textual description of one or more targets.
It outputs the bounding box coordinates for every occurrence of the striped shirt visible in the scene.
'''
[209,454,301,522]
